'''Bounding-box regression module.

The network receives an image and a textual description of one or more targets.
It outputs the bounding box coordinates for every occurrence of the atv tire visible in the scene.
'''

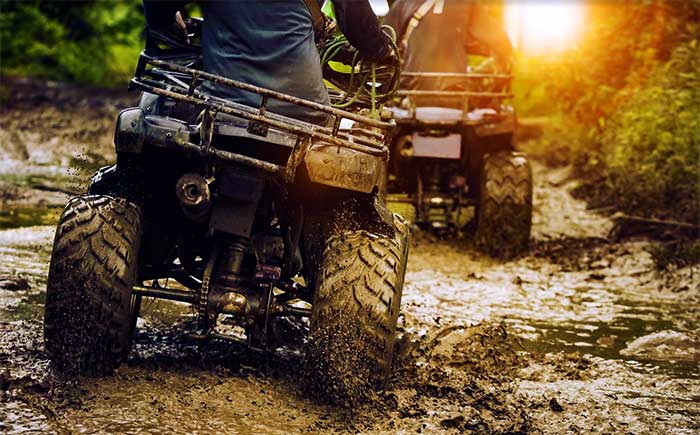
[474,151,533,258]
[307,215,409,402]
[44,195,143,374]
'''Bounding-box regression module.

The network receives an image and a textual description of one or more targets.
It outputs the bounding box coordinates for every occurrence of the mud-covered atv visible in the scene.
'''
[387,70,532,257]
[42,21,408,395]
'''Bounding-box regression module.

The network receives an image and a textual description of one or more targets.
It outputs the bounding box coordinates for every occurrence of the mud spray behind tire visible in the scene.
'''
[43,195,143,375]
[306,215,409,405]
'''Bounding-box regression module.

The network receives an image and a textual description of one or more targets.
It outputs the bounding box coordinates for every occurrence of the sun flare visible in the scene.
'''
[506,2,585,53]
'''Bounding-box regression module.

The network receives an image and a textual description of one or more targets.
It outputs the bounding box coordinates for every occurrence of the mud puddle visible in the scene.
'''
[405,237,699,378]
[1,82,698,434]
[0,162,697,434]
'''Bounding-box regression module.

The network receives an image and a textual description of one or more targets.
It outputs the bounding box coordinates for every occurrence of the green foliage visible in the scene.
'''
[547,1,698,125]
[511,56,559,118]
[599,38,700,221]
[515,1,700,223]
[0,0,143,86]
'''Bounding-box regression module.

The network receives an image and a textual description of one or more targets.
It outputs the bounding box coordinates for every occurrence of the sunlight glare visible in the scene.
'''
[506,2,584,53]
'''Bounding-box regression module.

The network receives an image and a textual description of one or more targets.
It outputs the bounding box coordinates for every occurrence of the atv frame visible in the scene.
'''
[120,53,395,343]
[44,34,409,390]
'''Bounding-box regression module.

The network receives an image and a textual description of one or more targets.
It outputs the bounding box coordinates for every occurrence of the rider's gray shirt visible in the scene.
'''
[200,1,329,124]
[143,0,389,124]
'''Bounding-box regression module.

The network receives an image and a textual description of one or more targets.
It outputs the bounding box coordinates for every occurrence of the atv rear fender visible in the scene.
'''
[114,104,386,195]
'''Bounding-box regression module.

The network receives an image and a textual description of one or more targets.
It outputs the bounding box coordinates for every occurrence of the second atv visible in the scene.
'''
[387,68,532,257]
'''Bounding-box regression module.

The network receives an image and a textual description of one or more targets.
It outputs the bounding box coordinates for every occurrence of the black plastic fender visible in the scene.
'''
[88,165,118,195]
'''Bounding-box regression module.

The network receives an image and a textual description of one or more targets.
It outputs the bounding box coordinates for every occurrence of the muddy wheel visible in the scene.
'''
[307,215,409,402]
[43,195,143,374]
[474,151,533,258]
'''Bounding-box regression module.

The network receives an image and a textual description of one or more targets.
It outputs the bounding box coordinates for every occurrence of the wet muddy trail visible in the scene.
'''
[1,80,698,434]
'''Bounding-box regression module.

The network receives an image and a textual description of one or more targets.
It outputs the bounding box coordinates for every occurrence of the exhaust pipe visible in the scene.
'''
[175,173,212,221]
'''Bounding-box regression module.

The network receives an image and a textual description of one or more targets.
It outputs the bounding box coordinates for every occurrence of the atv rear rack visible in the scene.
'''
[396,71,513,122]
[129,53,394,175]
[398,71,513,97]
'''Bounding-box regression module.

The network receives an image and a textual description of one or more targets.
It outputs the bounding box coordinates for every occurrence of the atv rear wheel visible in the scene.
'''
[43,195,143,374]
[307,215,409,402]
[474,151,533,258]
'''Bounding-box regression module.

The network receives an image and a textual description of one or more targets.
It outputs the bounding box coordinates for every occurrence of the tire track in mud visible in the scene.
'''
[0,165,698,434]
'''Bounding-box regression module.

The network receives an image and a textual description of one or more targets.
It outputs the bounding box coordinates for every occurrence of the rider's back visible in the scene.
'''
[143,0,389,124]
[385,0,512,103]
[201,2,329,124]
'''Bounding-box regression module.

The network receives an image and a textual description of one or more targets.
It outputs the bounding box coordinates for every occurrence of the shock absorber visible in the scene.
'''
[206,236,253,321]
[216,236,248,288]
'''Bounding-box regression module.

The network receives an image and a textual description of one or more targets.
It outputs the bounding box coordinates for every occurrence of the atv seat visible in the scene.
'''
[389,106,498,123]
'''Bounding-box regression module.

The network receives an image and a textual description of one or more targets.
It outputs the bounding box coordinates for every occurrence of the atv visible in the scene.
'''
[42,19,408,395]
[387,67,532,257]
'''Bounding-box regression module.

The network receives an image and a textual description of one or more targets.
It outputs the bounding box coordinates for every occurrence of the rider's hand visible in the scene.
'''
[379,47,399,66]
[366,34,398,65]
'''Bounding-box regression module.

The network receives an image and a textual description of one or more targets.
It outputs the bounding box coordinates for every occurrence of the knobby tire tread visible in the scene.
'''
[44,195,142,375]
[475,151,533,258]
[308,215,409,402]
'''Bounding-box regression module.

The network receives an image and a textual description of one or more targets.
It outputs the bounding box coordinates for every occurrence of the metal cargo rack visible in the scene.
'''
[129,53,395,181]
[395,71,513,126]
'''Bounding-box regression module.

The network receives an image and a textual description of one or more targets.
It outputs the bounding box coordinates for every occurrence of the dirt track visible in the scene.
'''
[0,79,698,434]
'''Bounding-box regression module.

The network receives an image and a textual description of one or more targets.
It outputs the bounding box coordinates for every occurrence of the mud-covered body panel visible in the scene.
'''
[114,94,386,194]
[304,143,384,193]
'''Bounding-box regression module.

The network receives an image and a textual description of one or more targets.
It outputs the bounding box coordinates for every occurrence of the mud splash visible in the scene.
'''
[1,81,699,434]
[0,163,697,433]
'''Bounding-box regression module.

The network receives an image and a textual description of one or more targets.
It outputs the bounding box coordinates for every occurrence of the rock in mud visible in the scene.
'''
[620,330,700,361]
[0,369,10,391]
[0,275,30,291]
[548,397,564,412]
[421,323,520,373]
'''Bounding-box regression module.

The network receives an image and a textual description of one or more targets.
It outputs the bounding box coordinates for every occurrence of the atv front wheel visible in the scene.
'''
[474,151,533,258]
[307,215,409,402]
[44,195,143,374]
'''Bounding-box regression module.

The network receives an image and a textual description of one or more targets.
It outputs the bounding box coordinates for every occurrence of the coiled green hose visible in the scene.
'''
[320,25,401,116]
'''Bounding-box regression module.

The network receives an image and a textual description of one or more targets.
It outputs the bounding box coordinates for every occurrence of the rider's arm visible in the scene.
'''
[331,0,392,62]
[465,4,514,68]
[382,0,413,43]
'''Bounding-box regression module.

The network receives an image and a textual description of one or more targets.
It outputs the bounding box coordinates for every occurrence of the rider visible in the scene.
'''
[384,0,513,107]
[143,0,393,124]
